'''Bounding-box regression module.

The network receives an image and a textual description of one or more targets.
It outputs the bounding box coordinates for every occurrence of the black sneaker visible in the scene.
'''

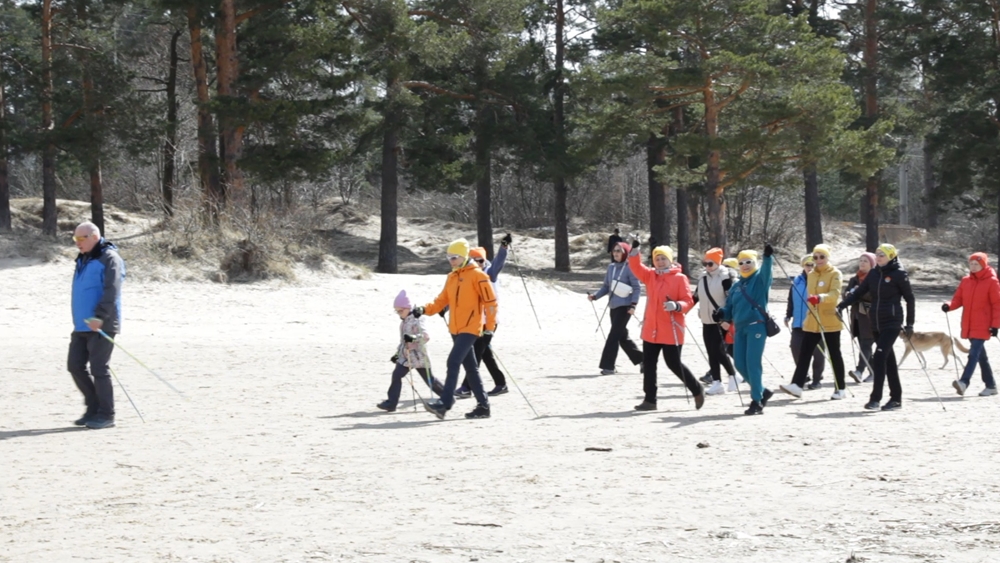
[744,400,764,415]
[424,400,449,420]
[700,372,714,385]
[761,388,774,407]
[465,403,491,419]
[74,413,96,426]
[487,385,508,396]
[806,381,822,391]
[881,400,902,411]
[634,400,657,411]
[85,417,115,430]
[863,400,880,411]
[376,401,396,412]
[454,385,472,399]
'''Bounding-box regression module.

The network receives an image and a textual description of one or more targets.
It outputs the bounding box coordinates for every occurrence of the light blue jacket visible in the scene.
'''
[593,260,641,310]
[71,239,126,333]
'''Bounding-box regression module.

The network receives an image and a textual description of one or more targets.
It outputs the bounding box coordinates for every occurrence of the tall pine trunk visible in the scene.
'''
[676,186,689,274]
[646,133,668,246]
[216,0,244,207]
[703,86,726,252]
[552,0,570,271]
[41,0,57,235]
[0,55,10,232]
[474,117,493,258]
[188,8,222,220]
[862,0,880,251]
[162,29,181,217]
[377,75,399,274]
[803,164,822,250]
[78,6,104,236]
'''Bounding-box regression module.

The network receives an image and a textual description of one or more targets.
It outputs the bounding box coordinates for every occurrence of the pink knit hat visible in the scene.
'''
[393,290,411,309]
[860,252,877,268]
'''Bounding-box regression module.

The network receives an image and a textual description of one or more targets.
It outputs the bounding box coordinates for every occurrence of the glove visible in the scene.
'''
[763,243,774,258]
[631,238,640,250]
[783,317,791,328]
[501,233,512,247]
[807,295,820,305]
[403,334,417,343]
[390,354,399,363]
[711,309,724,323]
[438,309,446,318]
[904,325,914,338]
[412,306,424,318]
[991,327,998,337]
[941,303,950,313]
[587,293,595,301]
[482,329,494,337]
[663,301,680,312]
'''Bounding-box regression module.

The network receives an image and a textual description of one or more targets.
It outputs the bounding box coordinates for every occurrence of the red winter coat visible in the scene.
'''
[947,265,1000,340]
[628,254,693,345]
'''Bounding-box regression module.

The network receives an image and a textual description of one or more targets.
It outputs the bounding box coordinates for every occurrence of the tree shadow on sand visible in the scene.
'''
[655,412,745,428]
[0,426,87,441]
[333,419,449,431]
[542,373,607,380]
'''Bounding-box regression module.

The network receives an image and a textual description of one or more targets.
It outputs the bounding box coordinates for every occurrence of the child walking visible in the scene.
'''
[377,290,443,412]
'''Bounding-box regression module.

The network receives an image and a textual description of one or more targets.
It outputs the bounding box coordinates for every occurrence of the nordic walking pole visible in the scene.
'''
[685,325,709,363]
[590,298,607,340]
[665,308,692,406]
[91,325,185,398]
[901,330,947,411]
[489,346,539,418]
[943,310,964,384]
[836,310,876,378]
[109,366,145,423]
[507,244,542,330]
[594,299,610,334]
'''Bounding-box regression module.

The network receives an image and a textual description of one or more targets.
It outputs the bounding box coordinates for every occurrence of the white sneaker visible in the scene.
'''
[727,375,739,392]
[830,389,847,400]
[706,381,726,395]
[953,380,967,396]
[848,370,864,384]
[980,387,998,397]
[779,383,803,398]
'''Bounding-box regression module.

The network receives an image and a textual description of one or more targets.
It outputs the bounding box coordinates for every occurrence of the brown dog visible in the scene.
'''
[899,330,970,368]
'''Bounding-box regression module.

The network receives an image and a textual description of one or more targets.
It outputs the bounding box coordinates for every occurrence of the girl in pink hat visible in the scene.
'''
[377,290,443,412]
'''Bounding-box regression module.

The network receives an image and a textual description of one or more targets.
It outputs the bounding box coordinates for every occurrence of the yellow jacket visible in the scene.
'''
[803,263,843,333]
[424,262,498,336]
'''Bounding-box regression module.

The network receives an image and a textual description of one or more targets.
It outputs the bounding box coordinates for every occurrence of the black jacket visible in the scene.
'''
[841,258,914,331]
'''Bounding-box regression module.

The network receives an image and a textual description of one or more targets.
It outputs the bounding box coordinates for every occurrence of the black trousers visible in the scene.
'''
[462,331,505,388]
[703,324,735,381]
[870,328,902,403]
[792,330,846,389]
[67,331,116,418]
[600,306,644,370]
[642,342,702,403]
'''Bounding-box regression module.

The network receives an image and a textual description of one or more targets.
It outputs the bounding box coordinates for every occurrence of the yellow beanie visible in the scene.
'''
[738,250,758,262]
[722,258,738,269]
[447,238,470,258]
[800,254,815,267]
[652,246,674,262]
[878,243,897,260]
[812,244,832,259]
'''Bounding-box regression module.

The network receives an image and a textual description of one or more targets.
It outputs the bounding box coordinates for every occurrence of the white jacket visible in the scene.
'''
[696,265,737,325]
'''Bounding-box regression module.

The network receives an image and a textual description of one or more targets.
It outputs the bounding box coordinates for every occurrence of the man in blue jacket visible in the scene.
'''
[69,221,125,429]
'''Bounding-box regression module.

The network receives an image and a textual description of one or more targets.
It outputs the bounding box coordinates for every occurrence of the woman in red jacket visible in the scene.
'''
[628,241,705,411]
[943,252,1000,397]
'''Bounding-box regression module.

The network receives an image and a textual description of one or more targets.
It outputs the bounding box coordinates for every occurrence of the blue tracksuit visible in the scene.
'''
[718,255,773,401]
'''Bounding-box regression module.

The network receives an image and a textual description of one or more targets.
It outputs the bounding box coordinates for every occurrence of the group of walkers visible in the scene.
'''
[588,235,1000,416]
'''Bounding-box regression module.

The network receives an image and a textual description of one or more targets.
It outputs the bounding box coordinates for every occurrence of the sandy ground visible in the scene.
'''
[3,251,1000,563]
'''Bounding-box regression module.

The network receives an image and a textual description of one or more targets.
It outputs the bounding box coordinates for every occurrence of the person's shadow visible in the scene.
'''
[0,427,87,441]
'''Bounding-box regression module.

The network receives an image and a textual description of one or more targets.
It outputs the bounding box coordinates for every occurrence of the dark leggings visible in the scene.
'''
[870,329,902,403]
[792,330,846,389]
[642,342,702,403]
[461,332,505,388]
[703,324,735,381]
[600,306,644,370]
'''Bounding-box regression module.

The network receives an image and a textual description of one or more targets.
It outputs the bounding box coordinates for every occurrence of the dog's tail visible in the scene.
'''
[954,338,970,354]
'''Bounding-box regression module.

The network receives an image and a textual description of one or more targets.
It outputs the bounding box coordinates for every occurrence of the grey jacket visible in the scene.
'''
[593,261,641,310]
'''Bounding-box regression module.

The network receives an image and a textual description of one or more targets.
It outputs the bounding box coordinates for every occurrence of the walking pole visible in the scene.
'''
[590,298,607,340]
[109,366,145,423]
[901,330,947,411]
[836,311,876,378]
[401,349,419,411]
[665,310,692,407]
[507,244,542,330]
[91,325,185,398]
[685,325,709,363]
[489,346,540,418]
[943,311,964,385]
[595,299,611,334]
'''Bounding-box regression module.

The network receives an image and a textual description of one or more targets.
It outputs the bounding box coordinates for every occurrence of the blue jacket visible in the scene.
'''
[719,255,773,329]
[593,260,641,310]
[72,239,126,333]
[784,273,809,329]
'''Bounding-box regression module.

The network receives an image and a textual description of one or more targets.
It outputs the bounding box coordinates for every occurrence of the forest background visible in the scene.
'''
[2,0,999,277]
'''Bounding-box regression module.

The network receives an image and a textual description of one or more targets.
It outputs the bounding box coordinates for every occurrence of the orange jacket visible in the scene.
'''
[628,254,693,345]
[948,265,1000,340]
[424,262,498,336]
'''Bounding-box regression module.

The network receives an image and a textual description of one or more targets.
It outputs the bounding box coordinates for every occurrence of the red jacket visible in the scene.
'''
[947,265,1000,340]
[628,254,693,345]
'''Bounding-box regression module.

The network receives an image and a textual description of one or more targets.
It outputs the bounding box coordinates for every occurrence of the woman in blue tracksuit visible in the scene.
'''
[589,241,643,374]
[784,254,826,389]
[715,244,776,415]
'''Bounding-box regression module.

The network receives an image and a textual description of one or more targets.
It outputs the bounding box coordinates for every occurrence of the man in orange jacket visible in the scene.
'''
[414,238,499,419]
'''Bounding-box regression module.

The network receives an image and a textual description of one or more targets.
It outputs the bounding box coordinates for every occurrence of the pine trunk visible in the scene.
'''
[646,133,667,246]
[862,0,880,252]
[474,119,493,258]
[803,164,822,250]
[0,60,10,232]
[676,186,689,274]
[552,0,569,272]
[41,0,57,235]
[90,163,104,235]
[216,0,244,207]
[162,29,181,217]
[188,8,222,219]
[377,76,399,274]
[922,138,936,228]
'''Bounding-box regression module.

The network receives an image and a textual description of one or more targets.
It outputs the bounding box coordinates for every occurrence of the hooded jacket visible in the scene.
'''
[785,273,809,329]
[718,255,774,330]
[803,262,843,333]
[947,265,1000,340]
[841,257,914,331]
[628,253,693,345]
[844,272,874,339]
[396,314,430,369]
[594,243,641,310]
[695,265,737,325]
[71,239,126,333]
[423,261,498,336]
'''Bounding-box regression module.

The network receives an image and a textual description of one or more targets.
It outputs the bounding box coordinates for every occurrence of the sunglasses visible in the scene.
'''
[803,263,815,268]
[72,235,91,242]
[702,261,716,267]
[447,255,463,261]
[812,254,827,260]
[473,258,486,264]
[738,260,754,266]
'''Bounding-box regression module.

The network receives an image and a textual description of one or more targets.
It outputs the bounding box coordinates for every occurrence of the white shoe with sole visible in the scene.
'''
[953,380,967,396]
[980,387,998,397]
[848,370,864,384]
[830,389,847,400]
[779,383,803,398]
[706,381,726,395]
[727,375,739,392]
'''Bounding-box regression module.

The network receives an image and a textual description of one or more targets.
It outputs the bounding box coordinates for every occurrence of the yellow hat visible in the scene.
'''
[447,238,470,258]
[738,250,758,262]
[652,246,674,262]
[812,244,832,259]
[800,254,815,267]
[877,244,897,260]
[722,258,738,269]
